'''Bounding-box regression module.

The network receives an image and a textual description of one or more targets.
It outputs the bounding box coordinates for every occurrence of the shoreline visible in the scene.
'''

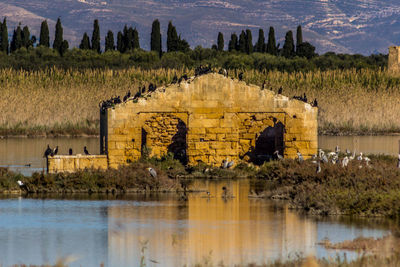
[2,129,400,138]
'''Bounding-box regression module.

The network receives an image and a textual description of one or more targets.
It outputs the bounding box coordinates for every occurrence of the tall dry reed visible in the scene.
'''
[0,67,398,135]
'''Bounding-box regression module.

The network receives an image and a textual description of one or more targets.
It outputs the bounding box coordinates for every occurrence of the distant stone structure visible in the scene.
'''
[48,73,318,173]
[388,46,400,75]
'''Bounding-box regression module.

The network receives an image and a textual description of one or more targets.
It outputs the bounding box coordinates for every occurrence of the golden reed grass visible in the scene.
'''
[0,67,398,135]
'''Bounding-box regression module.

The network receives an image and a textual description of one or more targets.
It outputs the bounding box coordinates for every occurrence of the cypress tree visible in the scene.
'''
[245,29,253,54]
[91,19,101,53]
[132,27,140,49]
[217,32,224,51]
[22,26,31,48]
[53,18,63,53]
[79,32,90,50]
[255,29,265,52]
[150,19,161,56]
[238,30,246,53]
[282,30,295,58]
[39,20,50,47]
[266,26,277,55]
[167,21,178,52]
[296,25,303,49]
[105,30,115,51]
[0,21,2,52]
[228,33,238,52]
[123,26,133,51]
[10,25,22,52]
[117,31,123,52]
[0,18,8,54]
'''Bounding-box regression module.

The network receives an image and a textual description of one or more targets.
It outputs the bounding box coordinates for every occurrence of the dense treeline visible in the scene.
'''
[0,17,387,71]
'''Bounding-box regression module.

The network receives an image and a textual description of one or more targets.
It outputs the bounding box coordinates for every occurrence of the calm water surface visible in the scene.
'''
[0,136,399,176]
[0,180,391,267]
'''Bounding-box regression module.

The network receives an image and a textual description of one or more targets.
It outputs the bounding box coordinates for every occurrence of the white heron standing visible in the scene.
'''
[297,152,304,163]
[342,156,349,167]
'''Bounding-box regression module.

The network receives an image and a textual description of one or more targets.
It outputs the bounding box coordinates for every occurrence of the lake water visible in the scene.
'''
[0,180,391,267]
[0,136,399,176]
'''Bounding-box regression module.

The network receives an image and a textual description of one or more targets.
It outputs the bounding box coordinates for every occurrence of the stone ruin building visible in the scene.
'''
[48,73,318,173]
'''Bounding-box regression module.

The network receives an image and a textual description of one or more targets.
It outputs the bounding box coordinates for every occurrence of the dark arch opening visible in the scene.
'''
[167,120,188,165]
[246,121,285,165]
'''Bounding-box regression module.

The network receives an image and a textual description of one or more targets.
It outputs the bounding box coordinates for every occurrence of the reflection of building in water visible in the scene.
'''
[108,180,317,266]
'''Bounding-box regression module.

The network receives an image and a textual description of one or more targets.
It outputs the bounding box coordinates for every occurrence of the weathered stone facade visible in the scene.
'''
[105,73,317,168]
[48,155,107,173]
[48,72,318,173]
[388,46,400,76]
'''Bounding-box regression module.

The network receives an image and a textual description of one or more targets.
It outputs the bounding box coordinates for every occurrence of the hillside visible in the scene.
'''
[1,0,400,54]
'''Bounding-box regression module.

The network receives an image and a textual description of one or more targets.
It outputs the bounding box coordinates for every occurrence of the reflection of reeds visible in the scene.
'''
[1,67,400,135]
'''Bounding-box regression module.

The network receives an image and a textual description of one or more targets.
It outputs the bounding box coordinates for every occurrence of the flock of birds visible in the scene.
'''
[290,145,376,173]
[43,145,90,158]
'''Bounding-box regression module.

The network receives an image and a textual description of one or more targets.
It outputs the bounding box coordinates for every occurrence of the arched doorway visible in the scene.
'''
[142,114,188,164]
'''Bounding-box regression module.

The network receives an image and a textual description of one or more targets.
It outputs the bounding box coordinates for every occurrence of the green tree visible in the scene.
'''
[255,29,265,52]
[22,26,31,48]
[167,21,178,52]
[105,30,115,51]
[296,25,303,49]
[0,18,8,54]
[266,26,277,55]
[282,30,295,58]
[133,27,140,49]
[217,32,224,51]
[177,35,190,52]
[296,42,316,59]
[79,32,90,50]
[60,40,69,56]
[228,33,238,52]
[53,18,64,53]
[117,31,123,52]
[245,29,253,54]
[39,20,50,47]
[123,26,133,51]
[10,25,22,52]
[91,19,101,53]
[238,30,246,53]
[150,19,162,57]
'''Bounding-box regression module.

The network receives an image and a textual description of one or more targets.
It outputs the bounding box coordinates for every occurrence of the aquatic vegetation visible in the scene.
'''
[254,155,400,217]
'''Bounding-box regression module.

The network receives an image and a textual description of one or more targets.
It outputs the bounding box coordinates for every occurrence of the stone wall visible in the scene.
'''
[105,73,318,167]
[389,46,400,76]
[48,155,108,173]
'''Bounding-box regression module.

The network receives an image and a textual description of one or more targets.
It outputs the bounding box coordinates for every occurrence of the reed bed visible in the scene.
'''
[0,67,399,136]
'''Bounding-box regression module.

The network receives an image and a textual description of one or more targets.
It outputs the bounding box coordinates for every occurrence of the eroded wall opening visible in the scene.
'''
[142,114,188,164]
[239,114,285,165]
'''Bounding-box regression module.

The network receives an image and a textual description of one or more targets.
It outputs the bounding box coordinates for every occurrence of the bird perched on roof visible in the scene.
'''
[84,146,90,155]
[43,145,52,158]
[147,167,157,178]
[312,98,318,107]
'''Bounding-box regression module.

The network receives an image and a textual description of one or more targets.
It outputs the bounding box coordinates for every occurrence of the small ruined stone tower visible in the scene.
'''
[388,46,400,76]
